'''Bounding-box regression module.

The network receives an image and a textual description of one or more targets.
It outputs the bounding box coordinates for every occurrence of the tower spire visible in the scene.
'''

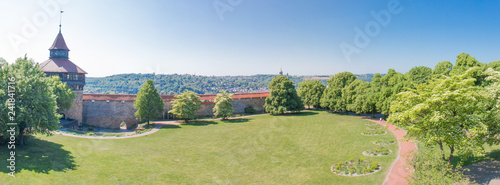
[59,10,64,33]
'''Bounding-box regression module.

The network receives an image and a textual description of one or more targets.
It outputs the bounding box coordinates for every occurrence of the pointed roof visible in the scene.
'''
[40,59,87,74]
[49,32,70,51]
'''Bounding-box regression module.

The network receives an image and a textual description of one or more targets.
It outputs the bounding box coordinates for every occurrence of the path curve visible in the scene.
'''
[360,117,417,185]
[52,121,181,139]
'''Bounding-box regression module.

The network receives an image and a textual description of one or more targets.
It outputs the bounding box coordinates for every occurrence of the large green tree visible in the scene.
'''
[388,68,498,165]
[432,61,453,78]
[0,57,61,146]
[320,72,356,111]
[134,79,164,127]
[376,69,408,117]
[487,61,500,72]
[264,76,303,115]
[169,90,202,122]
[213,90,234,120]
[298,80,325,109]
[406,66,432,86]
[47,76,75,112]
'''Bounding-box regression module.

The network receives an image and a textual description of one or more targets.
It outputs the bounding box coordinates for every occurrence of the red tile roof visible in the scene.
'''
[82,92,270,102]
[49,32,70,51]
[40,59,87,74]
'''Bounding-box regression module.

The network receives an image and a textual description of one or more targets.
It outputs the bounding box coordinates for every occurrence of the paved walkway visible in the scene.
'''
[52,121,181,139]
[360,117,417,185]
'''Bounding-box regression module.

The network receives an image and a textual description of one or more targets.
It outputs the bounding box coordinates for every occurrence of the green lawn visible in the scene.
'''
[0,111,398,184]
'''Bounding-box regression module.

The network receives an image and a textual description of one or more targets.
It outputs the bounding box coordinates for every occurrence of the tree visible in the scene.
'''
[376,69,408,117]
[388,68,498,165]
[320,72,356,111]
[134,79,164,127]
[213,90,234,120]
[342,79,366,112]
[169,90,201,122]
[487,61,500,71]
[264,76,303,115]
[406,66,432,86]
[432,61,453,78]
[46,76,75,112]
[0,57,61,146]
[298,80,325,109]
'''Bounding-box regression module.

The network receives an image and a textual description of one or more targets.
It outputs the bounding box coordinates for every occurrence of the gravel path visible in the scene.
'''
[464,160,500,185]
[361,117,417,185]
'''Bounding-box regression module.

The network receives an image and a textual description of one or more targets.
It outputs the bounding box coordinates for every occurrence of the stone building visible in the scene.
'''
[40,24,269,129]
[40,29,86,127]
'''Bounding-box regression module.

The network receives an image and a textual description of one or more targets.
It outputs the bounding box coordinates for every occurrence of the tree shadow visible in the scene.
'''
[0,135,77,174]
[183,120,219,126]
[222,118,249,123]
[159,125,182,129]
[459,149,500,166]
[282,111,318,116]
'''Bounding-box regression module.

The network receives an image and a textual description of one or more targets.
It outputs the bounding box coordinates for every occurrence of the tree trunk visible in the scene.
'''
[448,145,455,166]
[438,140,446,161]
[147,120,150,128]
[18,128,25,147]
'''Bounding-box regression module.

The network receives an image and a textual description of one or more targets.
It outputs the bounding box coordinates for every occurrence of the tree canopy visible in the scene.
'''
[0,57,61,146]
[320,72,356,111]
[388,68,498,165]
[298,80,325,109]
[169,90,202,121]
[134,79,164,127]
[47,76,75,112]
[264,76,303,115]
[213,90,234,120]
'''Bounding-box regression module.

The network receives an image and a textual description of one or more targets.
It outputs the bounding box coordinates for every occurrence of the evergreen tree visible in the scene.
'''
[298,80,325,109]
[134,79,164,127]
[213,90,234,120]
[264,76,303,115]
[169,90,201,122]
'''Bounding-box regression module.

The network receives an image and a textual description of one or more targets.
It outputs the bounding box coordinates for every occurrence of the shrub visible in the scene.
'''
[331,158,381,176]
[244,106,257,114]
[364,147,391,156]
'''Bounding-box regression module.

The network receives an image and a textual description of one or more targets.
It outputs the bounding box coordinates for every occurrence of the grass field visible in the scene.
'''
[0,111,398,184]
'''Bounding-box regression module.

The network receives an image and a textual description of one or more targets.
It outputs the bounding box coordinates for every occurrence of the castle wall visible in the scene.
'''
[61,90,84,125]
[82,94,267,129]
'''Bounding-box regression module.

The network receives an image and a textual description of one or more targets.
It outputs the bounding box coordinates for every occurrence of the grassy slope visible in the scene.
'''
[0,111,397,184]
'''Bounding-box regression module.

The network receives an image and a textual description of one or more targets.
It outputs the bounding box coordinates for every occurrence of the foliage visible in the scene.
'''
[320,72,356,111]
[134,79,164,127]
[389,68,499,165]
[244,106,257,114]
[264,76,303,115]
[84,74,377,95]
[374,139,395,145]
[362,129,386,136]
[298,80,325,108]
[331,158,380,176]
[432,61,453,78]
[407,147,472,185]
[363,146,391,156]
[46,76,75,112]
[213,90,234,120]
[405,66,432,86]
[168,90,201,121]
[0,57,61,146]
[366,124,382,130]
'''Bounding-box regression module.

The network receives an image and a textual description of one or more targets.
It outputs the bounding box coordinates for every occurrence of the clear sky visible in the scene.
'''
[1,0,500,77]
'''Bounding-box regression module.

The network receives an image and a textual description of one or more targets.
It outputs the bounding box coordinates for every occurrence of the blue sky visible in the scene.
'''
[1,0,499,77]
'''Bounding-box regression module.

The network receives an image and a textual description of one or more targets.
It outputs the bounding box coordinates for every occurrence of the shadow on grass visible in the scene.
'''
[183,120,219,126]
[159,125,182,129]
[0,135,77,174]
[458,149,500,166]
[222,118,249,123]
[282,111,318,116]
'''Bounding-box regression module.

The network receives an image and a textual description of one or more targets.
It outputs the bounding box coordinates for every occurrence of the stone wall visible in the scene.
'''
[82,95,267,129]
[61,90,84,126]
[82,100,140,129]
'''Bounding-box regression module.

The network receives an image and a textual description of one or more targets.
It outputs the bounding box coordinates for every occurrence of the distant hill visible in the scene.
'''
[84,73,381,95]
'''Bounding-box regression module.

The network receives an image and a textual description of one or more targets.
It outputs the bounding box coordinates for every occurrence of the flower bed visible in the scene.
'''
[373,139,396,145]
[363,146,392,156]
[366,124,382,129]
[361,129,387,136]
[331,158,381,176]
